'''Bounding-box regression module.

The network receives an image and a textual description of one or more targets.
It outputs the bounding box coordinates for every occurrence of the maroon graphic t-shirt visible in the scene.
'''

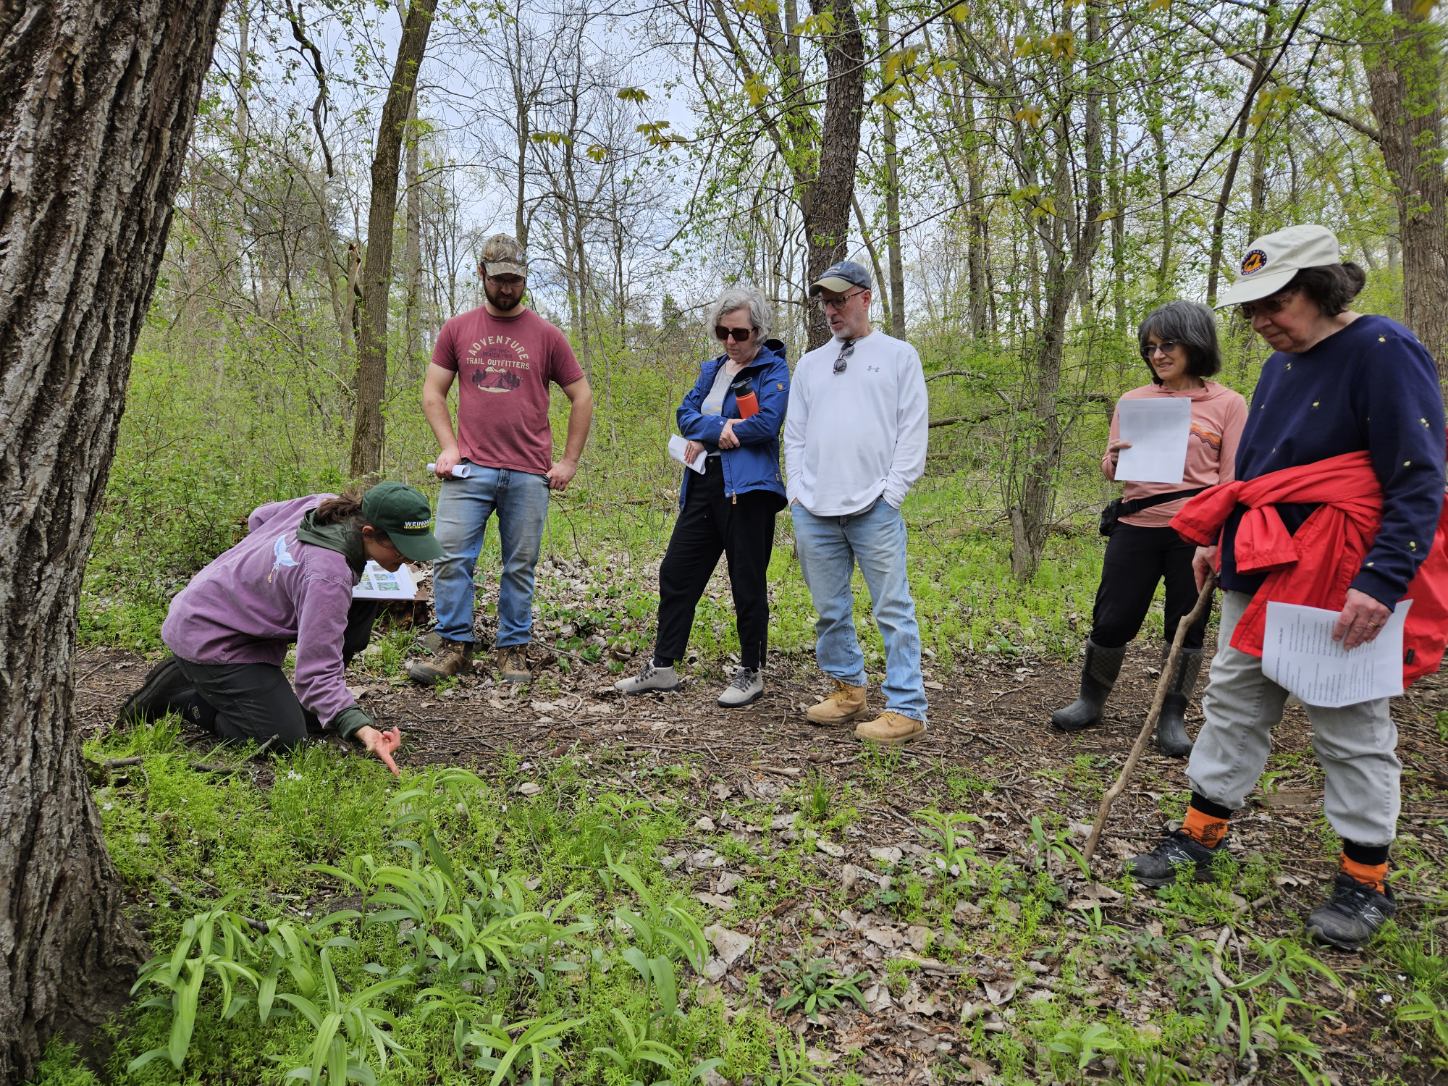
[431,306,585,476]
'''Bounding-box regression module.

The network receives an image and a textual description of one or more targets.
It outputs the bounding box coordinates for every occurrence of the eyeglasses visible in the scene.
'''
[714,325,754,343]
[1238,288,1296,320]
[833,339,856,374]
[815,288,865,310]
[1141,340,1181,360]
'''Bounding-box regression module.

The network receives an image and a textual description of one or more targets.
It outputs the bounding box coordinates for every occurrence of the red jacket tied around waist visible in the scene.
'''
[1170,450,1448,686]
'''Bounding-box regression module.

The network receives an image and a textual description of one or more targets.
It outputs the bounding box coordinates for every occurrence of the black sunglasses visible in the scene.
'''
[833,338,856,374]
[1141,340,1181,360]
[1238,288,1297,320]
[714,325,754,343]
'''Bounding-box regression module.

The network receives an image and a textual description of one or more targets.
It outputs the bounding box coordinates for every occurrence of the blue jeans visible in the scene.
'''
[433,466,550,647]
[791,499,927,722]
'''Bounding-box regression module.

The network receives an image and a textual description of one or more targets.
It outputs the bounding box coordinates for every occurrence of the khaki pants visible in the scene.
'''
[1187,590,1400,847]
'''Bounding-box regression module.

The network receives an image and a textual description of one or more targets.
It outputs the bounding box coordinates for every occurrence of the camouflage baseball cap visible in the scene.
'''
[479,233,528,278]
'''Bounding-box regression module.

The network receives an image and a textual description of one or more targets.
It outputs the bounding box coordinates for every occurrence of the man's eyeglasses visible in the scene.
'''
[815,288,865,310]
[1141,340,1181,360]
[1238,288,1296,320]
[833,339,856,374]
[714,325,754,343]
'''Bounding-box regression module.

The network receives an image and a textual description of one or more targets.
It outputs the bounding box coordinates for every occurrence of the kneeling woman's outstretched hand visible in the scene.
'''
[356,724,404,777]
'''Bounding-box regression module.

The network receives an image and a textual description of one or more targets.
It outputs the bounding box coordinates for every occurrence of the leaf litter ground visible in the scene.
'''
[74,626,1447,1084]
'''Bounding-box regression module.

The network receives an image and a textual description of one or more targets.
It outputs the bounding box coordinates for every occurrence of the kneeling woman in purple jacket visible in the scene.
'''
[615,284,789,708]
[117,482,443,775]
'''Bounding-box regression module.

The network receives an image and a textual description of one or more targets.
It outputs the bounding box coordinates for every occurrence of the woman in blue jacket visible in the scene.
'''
[616,285,789,707]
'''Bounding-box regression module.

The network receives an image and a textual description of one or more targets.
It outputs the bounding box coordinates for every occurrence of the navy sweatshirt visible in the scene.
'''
[1220,314,1446,605]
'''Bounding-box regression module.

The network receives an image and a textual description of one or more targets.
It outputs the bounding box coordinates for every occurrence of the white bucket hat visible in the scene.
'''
[1216,224,1341,308]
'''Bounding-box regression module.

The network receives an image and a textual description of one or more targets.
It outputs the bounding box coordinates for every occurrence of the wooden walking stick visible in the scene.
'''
[1081,573,1217,868]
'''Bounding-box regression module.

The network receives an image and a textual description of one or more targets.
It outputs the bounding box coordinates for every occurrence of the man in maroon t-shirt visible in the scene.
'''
[408,234,593,685]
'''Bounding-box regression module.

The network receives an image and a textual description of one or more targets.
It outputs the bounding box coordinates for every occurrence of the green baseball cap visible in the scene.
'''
[361,482,444,562]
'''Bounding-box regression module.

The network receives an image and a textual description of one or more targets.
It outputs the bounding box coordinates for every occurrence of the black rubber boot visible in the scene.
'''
[116,655,193,726]
[1154,649,1202,757]
[1050,641,1125,732]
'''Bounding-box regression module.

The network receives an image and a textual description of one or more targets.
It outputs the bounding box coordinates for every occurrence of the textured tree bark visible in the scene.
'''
[0,2,225,1078]
[801,0,864,350]
[350,0,438,480]
[1365,0,1448,387]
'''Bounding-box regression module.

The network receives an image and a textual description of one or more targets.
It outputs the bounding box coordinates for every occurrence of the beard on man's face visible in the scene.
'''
[485,280,525,312]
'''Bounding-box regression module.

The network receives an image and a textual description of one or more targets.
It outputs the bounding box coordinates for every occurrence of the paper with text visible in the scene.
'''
[1115,398,1192,484]
[668,434,707,474]
[352,561,419,601]
[1262,600,1410,707]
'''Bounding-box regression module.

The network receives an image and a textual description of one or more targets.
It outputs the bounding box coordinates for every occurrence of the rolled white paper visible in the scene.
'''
[426,462,472,478]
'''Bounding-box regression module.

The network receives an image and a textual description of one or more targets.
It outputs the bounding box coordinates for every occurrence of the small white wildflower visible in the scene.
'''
[286,770,303,781]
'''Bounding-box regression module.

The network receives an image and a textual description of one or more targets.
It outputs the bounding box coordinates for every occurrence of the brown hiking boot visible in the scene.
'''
[855,711,926,746]
[805,680,867,725]
[496,646,531,684]
[406,639,474,686]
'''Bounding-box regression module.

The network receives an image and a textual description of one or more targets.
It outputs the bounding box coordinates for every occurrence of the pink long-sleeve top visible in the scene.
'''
[1102,381,1248,528]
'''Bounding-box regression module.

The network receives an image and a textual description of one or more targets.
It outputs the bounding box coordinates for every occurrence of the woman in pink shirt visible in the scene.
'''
[1051,301,1247,755]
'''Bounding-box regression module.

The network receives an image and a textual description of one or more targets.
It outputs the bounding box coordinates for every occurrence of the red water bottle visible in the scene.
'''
[735,386,759,419]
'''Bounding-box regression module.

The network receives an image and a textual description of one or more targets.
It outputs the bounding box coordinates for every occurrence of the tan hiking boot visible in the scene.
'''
[405,639,473,686]
[805,680,867,725]
[855,711,925,746]
[496,646,531,683]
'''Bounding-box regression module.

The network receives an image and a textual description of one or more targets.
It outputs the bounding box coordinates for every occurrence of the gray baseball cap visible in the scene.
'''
[809,260,872,296]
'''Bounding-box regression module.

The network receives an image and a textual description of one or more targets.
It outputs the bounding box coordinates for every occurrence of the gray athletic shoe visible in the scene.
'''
[718,667,763,708]
[1306,874,1397,951]
[1126,830,1223,887]
[614,662,681,695]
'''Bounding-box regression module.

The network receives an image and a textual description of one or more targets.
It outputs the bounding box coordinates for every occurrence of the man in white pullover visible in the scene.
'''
[785,261,930,745]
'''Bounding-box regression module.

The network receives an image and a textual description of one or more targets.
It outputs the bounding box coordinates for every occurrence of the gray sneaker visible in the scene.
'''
[1125,830,1223,887]
[614,662,681,695]
[1305,874,1397,951]
[718,667,763,708]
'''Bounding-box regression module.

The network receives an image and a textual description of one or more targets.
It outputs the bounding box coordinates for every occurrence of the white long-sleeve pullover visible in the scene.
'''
[784,329,929,516]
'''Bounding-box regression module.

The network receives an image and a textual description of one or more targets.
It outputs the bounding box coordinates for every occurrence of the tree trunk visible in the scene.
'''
[801,0,865,350]
[1364,0,1448,385]
[1009,0,1104,580]
[1206,4,1275,308]
[349,0,438,480]
[876,1,905,339]
[395,0,425,382]
[0,2,225,1078]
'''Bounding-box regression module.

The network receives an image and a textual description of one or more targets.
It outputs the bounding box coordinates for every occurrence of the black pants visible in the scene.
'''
[1091,523,1209,652]
[655,459,779,669]
[177,600,381,749]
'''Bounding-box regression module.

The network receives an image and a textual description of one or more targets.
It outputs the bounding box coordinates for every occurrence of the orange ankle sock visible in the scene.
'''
[1182,806,1229,849]
[1340,855,1388,894]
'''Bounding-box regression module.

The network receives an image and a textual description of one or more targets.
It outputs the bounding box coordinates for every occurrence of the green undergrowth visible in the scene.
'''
[83,342,1133,661]
[34,724,1446,1085]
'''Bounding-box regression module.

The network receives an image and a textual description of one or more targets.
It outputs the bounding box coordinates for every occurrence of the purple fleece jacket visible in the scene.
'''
[161,495,360,728]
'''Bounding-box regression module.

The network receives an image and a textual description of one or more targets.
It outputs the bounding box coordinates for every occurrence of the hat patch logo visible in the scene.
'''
[1240,249,1268,275]
[403,519,430,530]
